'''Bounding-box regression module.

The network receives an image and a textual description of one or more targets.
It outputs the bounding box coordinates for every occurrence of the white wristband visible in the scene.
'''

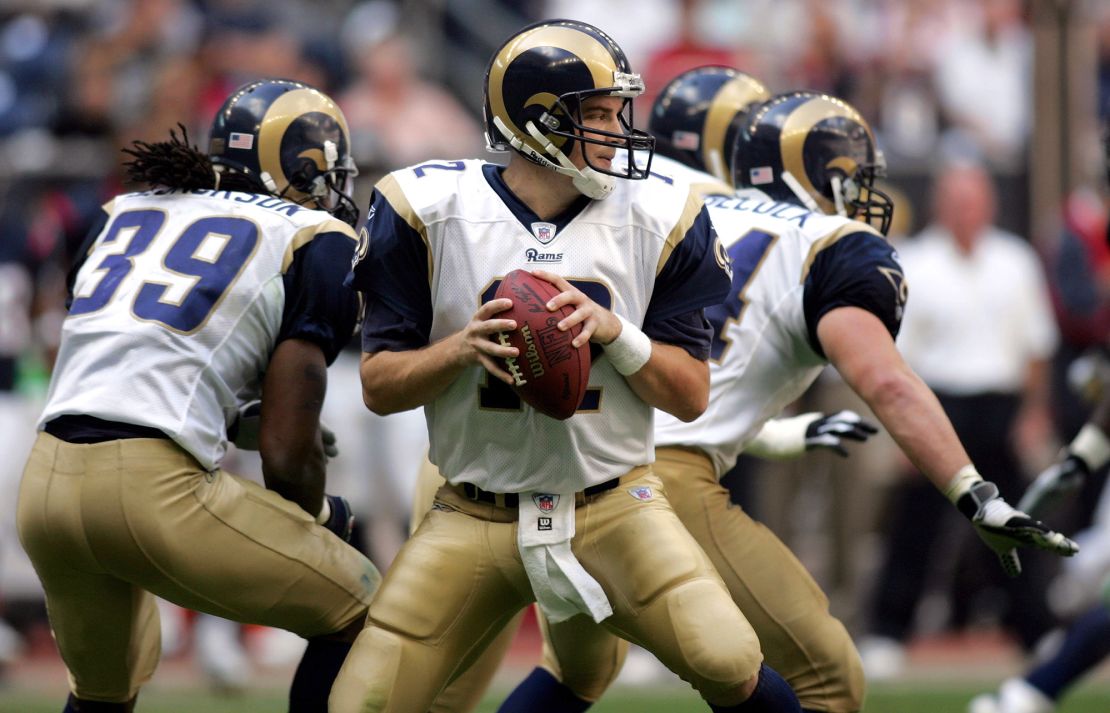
[1070,423,1110,471]
[744,413,823,460]
[943,464,983,504]
[604,315,652,376]
[315,498,331,525]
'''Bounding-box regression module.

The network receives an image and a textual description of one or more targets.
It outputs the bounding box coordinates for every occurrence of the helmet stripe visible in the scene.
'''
[489,25,621,150]
[780,96,866,214]
[701,76,770,184]
[258,88,350,202]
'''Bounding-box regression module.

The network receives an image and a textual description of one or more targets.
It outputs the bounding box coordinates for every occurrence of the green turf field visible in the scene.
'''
[2,683,1110,713]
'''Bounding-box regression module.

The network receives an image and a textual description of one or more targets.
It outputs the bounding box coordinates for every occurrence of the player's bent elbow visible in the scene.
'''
[669,389,709,423]
[361,387,398,416]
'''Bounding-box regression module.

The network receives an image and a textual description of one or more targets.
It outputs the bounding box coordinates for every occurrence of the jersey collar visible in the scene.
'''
[482,164,592,240]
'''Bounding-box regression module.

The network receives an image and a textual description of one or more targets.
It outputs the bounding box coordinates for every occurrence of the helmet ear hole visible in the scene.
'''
[289,158,320,192]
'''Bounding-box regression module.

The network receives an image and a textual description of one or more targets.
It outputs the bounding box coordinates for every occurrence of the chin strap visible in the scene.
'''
[831,175,847,217]
[493,115,614,200]
[781,170,821,213]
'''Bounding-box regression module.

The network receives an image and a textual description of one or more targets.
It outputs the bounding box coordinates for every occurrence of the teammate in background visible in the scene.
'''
[332,20,804,713]
[16,79,381,713]
[495,90,1080,713]
[648,65,770,190]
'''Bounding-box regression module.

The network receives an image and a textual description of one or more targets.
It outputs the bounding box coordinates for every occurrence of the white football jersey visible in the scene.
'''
[625,152,735,199]
[352,159,729,494]
[655,190,906,476]
[41,189,357,470]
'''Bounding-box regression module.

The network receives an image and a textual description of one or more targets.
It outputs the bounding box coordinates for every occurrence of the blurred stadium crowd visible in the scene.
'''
[2,0,1110,701]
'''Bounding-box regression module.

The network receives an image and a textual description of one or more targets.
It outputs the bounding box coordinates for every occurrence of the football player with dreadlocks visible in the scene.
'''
[16,79,379,713]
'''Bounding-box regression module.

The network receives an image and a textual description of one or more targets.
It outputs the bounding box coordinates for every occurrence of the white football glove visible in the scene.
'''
[230,400,339,457]
[1017,454,1089,519]
[957,480,1079,578]
[746,410,878,460]
[804,410,879,458]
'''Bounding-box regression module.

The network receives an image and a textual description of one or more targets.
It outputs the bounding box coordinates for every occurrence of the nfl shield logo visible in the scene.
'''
[627,487,653,501]
[532,493,559,512]
[531,222,557,245]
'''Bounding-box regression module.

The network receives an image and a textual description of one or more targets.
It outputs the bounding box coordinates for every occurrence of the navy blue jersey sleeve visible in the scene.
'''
[279,231,360,365]
[361,294,429,352]
[643,309,714,361]
[65,207,109,309]
[345,187,433,351]
[803,230,907,358]
[646,205,732,323]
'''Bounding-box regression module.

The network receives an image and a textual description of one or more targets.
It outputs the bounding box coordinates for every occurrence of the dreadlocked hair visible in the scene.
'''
[123,124,218,190]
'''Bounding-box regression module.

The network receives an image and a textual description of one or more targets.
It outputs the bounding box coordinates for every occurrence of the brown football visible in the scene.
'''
[493,270,590,420]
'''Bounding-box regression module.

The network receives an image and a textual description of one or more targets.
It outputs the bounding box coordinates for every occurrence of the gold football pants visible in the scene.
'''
[331,469,763,713]
[426,447,866,713]
[17,433,379,702]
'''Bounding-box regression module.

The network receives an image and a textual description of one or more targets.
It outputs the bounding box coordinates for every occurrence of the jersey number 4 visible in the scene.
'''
[706,229,778,363]
[70,209,259,333]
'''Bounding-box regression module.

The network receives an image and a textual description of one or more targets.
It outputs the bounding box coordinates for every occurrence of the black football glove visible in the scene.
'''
[804,410,879,457]
[320,494,355,543]
[1017,454,1090,519]
[957,480,1079,577]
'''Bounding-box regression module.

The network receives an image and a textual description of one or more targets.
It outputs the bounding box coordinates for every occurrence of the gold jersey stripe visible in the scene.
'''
[656,189,706,276]
[281,218,357,274]
[798,221,883,283]
[375,173,433,287]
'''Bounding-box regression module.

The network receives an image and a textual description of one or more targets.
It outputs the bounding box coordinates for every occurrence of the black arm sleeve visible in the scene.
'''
[643,309,715,361]
[803,230,907,358]
[345,189,433,351]
[279,231,360,365]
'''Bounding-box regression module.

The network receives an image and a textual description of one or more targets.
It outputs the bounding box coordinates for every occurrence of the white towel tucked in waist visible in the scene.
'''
[517,491,612,623]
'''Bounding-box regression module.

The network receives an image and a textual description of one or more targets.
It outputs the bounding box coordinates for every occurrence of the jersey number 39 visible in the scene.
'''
[70,209,258,333]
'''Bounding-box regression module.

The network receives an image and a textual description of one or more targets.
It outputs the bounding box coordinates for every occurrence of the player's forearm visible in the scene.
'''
[624,342,709,422]
[360,336,469,414]
[853,363,971,491]
[259,338,329,515]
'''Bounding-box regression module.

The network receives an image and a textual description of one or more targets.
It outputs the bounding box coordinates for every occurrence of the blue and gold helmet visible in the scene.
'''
[649,66,770,185]
[734,91,893,235]
[208,79,359,225]
[483,19,654,199]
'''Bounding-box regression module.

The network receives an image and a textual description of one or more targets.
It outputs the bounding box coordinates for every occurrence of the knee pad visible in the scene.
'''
[661,578,763,700]
[329,627,404,713]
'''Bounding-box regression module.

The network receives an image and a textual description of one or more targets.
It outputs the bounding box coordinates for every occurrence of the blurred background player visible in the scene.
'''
[333,18,805,713]
[967,410,1110,712]
[967,122,1110,713]
[15,78,380,713]
[495,89,1080,713]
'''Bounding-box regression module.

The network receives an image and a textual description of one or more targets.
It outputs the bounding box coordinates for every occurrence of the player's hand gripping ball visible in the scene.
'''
[494,270,590,420]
